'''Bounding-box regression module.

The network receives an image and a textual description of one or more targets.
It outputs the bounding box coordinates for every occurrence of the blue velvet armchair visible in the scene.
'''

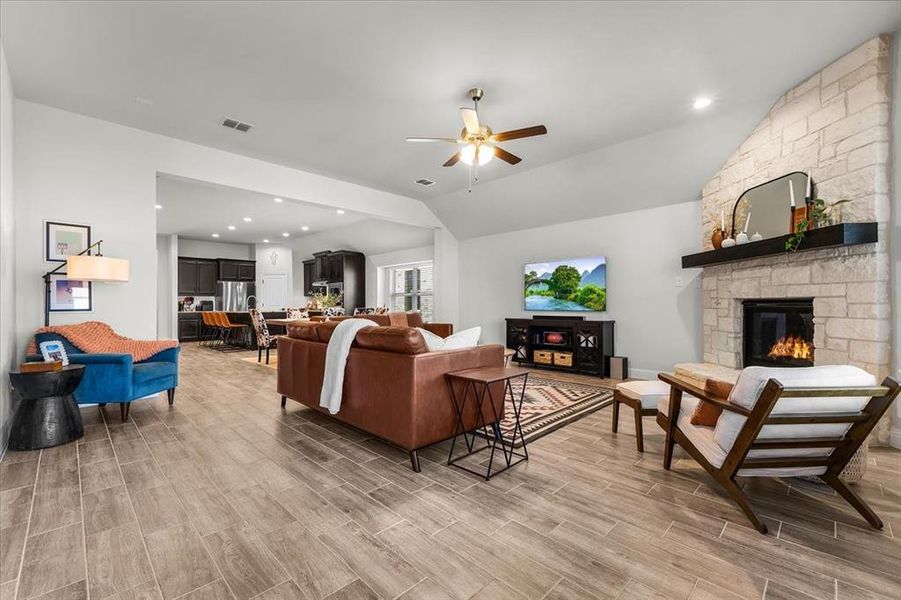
[31,332,180,422]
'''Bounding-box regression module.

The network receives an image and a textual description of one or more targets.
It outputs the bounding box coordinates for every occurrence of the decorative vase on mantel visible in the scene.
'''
[711,228,726,250]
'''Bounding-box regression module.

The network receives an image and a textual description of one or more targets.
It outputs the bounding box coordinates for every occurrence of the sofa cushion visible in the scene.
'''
[355,327,428,355]
[317,321,340,343]
[133,361,177,384]
[287,322,321,342]
[715,365,876,455]
[387,312,409,327]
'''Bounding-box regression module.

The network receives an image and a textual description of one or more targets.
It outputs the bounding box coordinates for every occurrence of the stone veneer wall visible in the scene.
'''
[699,36,893,443]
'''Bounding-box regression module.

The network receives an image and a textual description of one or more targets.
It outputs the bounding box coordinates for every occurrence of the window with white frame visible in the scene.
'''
[387,261,433,320]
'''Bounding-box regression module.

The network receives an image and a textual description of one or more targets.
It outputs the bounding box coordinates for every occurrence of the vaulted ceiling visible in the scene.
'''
[3,1,899,238]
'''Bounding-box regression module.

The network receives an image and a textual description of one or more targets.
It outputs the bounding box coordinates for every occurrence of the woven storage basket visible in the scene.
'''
[799,439,868,484]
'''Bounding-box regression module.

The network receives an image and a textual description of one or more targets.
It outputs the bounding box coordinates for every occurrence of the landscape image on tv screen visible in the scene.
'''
[524,256,607,312]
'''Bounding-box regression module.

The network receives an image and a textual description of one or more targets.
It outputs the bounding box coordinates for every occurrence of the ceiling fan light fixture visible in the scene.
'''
[460,144,494,166]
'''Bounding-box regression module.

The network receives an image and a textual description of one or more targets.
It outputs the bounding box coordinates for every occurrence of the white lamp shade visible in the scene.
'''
[66,255,129,282]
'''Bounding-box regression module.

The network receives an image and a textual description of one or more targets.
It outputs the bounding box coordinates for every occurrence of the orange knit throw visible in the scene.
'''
[28,321,178,362]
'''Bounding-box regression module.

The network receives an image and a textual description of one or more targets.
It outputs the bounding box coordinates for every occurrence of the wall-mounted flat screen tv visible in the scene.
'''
[524,256,607,312]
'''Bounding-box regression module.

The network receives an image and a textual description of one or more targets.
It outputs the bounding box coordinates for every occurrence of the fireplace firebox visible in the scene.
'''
[743,299,814,367]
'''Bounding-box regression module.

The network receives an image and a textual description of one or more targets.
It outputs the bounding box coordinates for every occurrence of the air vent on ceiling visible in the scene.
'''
[415,178,435,187]
[221,117,253,132]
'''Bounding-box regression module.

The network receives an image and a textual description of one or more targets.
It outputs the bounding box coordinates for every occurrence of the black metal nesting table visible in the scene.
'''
[445,366,530,480]
[8,365,85,450]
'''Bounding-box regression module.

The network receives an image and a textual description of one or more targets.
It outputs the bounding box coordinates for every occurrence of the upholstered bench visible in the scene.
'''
[612,380,671,452]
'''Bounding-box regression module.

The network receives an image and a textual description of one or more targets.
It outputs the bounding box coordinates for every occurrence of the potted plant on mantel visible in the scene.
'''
[785,198,853,252]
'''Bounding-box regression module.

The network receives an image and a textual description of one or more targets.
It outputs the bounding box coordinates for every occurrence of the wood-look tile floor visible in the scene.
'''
[2,343,899,600]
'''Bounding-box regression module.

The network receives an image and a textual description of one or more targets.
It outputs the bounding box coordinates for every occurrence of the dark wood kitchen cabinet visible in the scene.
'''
[303,260,315,294]
[303,250,365,312]
[178,258,217,295]
[217,259,256,282]
[178,313,202,341]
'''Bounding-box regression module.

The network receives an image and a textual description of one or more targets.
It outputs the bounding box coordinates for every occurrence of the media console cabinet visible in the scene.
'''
[505,316,615,377]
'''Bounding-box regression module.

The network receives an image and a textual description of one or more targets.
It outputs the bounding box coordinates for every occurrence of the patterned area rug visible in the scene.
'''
[486,376,614,447]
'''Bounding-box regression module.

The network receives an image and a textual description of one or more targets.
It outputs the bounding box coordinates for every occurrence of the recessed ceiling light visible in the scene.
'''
[243,217,252,222]
[211,233,220,238]
[693,96,713,110]
[263,239,270,243]
[336,209,345,215]
[301,226,309,231]
[155,204,163,209]
[135,96,154,106]
[227,225,236,230]
[273,197,283,203]
[282,232,290,237]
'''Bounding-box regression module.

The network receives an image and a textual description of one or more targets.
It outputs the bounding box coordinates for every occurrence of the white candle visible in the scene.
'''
[789,180,796,208]
[720,209,725,231]
[744,210,751,233]
[805,171,811,199]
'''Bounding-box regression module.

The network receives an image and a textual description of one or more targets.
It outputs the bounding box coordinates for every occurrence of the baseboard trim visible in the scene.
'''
[629,368,660,381]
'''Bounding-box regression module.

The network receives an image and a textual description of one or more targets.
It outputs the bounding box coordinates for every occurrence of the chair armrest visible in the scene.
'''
[69,353,133,367]
[143,347,181,363]
[423,323,454,337]
[657,373,751,416]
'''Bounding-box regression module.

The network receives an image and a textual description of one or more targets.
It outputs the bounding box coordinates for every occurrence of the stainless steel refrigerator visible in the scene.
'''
[217,281,256,311]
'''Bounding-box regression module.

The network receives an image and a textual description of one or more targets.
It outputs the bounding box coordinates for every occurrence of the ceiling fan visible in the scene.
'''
[407,88,547,190]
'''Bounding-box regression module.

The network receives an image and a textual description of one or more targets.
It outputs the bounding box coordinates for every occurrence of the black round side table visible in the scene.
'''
[9,365,85,450]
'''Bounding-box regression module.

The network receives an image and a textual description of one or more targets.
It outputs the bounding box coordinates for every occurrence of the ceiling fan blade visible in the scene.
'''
[460,108,480,135]
[492,125,547,142]
[493,146,522,165]
[406,137,462,143]
[442,152,462,167]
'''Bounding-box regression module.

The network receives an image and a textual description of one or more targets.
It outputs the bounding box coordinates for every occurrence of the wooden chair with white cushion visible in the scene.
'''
[657,365,899,534]
[613,380,671,452]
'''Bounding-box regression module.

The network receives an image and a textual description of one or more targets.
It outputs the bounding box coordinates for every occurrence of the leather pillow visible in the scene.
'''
[405,311,425,328]
[354,327,428,355]
[690,379,734,427]
[387,312,409,327]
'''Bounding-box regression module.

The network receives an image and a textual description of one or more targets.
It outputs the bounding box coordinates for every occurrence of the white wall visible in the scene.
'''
[177,238,253,260]
[13,100,439,352]
[433,227,460,325]
[156,234,177,339]
[459,201,703,379]
[366,245,434,308]
[0,43,16,453]
[255,244,293,310]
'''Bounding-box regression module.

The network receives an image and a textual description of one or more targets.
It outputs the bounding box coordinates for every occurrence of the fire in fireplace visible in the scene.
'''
[743,299,814,367]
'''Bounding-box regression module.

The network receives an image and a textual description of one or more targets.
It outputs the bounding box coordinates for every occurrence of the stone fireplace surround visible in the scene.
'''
[698,36,893,443]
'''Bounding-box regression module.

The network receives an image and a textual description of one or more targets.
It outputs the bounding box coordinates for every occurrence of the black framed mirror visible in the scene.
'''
[730,172,814,239]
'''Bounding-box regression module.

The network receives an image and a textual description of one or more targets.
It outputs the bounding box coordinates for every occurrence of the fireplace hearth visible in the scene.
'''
[743,299,814,368]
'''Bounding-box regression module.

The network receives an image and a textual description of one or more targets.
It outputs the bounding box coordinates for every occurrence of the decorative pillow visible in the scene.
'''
[286,308,309,320]
[323,307,345,318]
[417,327,481,352]
[353,307,377,315]
[690,379,734,427]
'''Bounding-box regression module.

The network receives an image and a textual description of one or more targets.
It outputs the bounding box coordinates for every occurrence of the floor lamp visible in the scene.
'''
[43,240,130,326]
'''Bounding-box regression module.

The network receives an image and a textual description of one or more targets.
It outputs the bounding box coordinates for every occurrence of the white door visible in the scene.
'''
[260,273,288,310]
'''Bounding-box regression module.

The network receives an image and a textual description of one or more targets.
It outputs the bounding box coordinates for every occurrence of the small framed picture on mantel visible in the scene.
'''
[45,221,91,263]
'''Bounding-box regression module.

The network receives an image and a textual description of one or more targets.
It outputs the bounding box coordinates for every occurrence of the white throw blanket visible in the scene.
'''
[319,318,376,414]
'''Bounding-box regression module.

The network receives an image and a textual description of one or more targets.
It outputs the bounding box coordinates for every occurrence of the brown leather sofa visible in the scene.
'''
[276,315,504,471]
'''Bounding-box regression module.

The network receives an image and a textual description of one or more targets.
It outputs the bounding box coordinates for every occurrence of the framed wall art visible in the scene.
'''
[48,274,93,313]
[45,221,91,263]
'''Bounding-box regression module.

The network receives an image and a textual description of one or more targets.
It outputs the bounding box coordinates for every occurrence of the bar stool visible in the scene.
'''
[218,312,248,350]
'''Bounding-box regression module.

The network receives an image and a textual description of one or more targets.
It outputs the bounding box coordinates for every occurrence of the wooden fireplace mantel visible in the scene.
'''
[681,222,878,269]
